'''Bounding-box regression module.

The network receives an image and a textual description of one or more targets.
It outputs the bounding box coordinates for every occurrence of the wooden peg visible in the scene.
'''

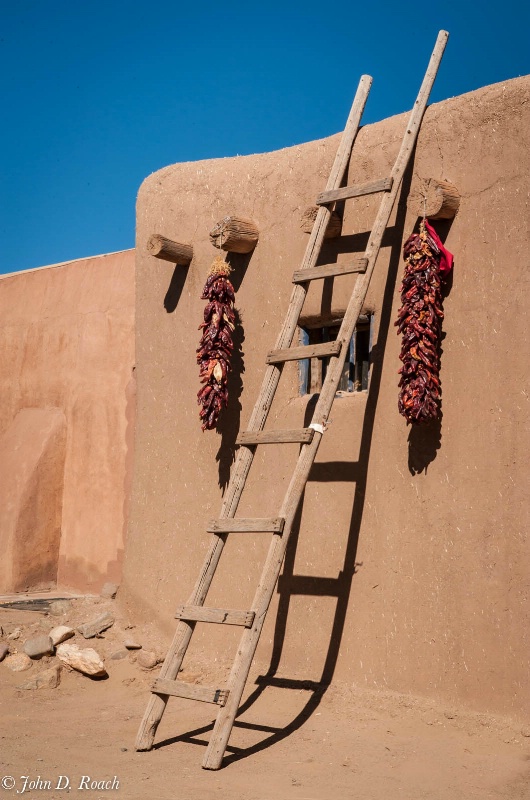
[209,216,259,254]
[300,206,342,238]
[420,179,460,220]
[147,235,193,265]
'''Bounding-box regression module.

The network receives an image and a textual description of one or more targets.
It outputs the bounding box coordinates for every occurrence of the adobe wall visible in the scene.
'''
[0,250,136,593]
[123,77,530,720]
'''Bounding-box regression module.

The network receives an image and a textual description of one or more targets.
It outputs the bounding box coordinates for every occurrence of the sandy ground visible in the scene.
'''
[1,599,529,800]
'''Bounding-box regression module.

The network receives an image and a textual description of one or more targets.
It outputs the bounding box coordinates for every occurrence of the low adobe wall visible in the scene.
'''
[123,77,529,720]
[0,250,135,593]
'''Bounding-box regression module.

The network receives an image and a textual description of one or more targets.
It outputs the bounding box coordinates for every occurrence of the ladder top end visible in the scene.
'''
[359,75,373,89]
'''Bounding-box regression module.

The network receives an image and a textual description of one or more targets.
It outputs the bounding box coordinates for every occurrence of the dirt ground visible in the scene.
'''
[1,598,529,800]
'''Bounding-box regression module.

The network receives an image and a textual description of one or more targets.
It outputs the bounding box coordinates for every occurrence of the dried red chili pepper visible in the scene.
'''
[395,219,452,424]
[197,256,236,431]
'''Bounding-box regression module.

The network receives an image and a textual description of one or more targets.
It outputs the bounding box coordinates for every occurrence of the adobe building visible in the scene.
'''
[0,250,135,594]
[0,75,528,727]
[122,75,529,722]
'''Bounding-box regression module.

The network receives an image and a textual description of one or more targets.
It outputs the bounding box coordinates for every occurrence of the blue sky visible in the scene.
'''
[1,0,528,273]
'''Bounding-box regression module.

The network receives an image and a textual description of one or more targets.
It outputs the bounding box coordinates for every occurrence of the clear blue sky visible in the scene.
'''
[1,0,528,273]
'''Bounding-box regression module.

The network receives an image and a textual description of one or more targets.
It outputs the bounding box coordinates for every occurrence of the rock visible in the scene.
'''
[123,639,142,650]
[4,653,33,672]
[23,635,54,658]
[49,625,75,646]
[137,650,160,670]
[7,627,22,640]
[0,643,9,662]
[521,725,530,738]
[56,643,107,677]
[49,600,72,616]
[17,665,61,690]
[77,612,115,639]
[100,582,119,599]
[110,650,128,661]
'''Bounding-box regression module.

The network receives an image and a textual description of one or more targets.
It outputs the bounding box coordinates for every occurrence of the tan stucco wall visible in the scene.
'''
[123,77,529,720]
[0,408,66,592]
[0,250,136,592]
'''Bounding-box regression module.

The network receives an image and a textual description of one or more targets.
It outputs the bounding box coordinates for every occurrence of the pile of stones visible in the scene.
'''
[0,583,164,690]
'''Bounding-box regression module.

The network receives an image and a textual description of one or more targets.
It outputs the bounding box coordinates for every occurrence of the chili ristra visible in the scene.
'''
[197,256,236,431]
[395,219,453,424]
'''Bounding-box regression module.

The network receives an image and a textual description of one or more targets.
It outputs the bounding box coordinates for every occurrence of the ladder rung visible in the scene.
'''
[293,258,368,284]
[207,518,285,533]
[175,605,255,627]
[236,428,314,446]
[152,678,229,706]
[266,340,342,365]
[316,177,393,205]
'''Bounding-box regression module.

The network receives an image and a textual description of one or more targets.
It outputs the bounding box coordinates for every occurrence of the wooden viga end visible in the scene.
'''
[209,215,259,254]
[147,234,193,265]
[411,178,460,220]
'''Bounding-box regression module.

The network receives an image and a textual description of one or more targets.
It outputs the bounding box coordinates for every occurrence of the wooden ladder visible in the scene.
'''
[136,30,449,769]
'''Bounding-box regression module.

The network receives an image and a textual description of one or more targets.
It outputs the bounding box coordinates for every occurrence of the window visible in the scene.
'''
[299,314,372,395]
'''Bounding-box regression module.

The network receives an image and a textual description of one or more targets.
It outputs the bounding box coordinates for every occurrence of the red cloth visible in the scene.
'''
[424,219,453,277]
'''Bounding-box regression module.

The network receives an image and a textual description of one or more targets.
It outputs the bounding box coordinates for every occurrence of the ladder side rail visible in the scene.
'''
[135,535,226,750]
[216,75,372,520]
[135,75,373,753]
[311,31,449,433]
[221,74,372,496]
[202,31,448,770]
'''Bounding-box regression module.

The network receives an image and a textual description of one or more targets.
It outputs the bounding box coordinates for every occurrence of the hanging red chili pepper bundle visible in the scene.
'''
[395,219,453,424]
[197,255,236,431]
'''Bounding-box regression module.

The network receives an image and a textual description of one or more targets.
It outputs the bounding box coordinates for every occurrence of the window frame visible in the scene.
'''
[298,314,373,396]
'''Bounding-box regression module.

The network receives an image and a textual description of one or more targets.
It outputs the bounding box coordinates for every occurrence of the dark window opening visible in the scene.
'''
[299,314,373,395]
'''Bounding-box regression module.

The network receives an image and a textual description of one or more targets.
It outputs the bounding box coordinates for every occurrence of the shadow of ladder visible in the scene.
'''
[135,29,449,770]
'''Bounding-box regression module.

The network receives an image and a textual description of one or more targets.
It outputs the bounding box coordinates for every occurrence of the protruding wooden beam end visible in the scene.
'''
[147,234,193,265]
[411,179,460,220]
[209,215,259,254]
